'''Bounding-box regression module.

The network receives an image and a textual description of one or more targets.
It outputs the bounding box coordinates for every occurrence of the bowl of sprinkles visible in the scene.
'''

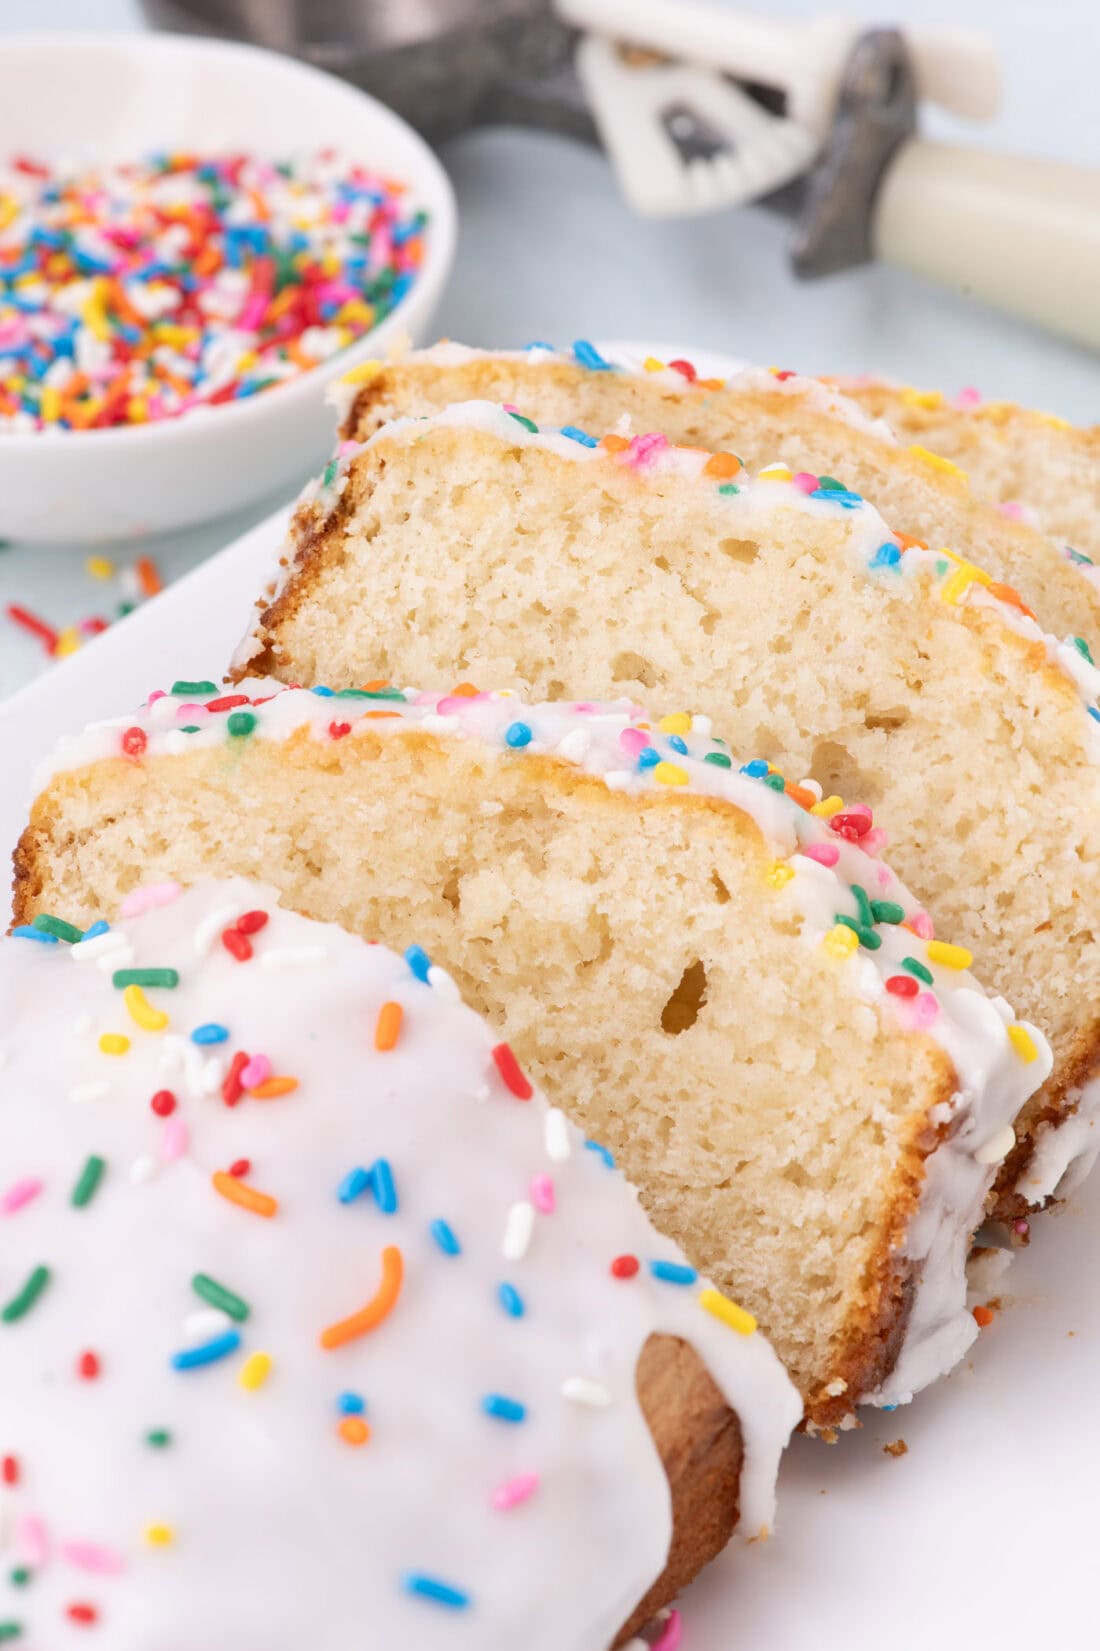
[0,33,455,543]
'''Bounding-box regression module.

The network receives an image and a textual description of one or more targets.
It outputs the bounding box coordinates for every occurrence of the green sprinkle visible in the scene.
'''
[718,483,740,495]
[834,915,882,950]
[902,956,934,985]
[117,601,135,618]
[763,773,785,791]
[816,475,844,490]
[321,459,338,488]
[850,884,874,927]
[179,725,201,734]
[227,711,257,738]
[170,680,216,696]
[0,1623,24,1641]
[2,1266,51,1325]
[704,751,732,768]
[507,410,539,433]
[191,1273,250,1323]
[8,1570,30,1589]
[871,900,905,925]
[71,1155,106,1209]
[1074,637,1095,665]
[112,968,180,989]
[145,1428,173,1449]
[31,913,84,944]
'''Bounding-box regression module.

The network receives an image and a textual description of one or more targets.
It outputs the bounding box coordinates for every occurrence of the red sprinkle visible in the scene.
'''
[228,1157,251,1179]
[236,910,270,936]
[120,726,147,758]
[67,1604,98,1626]
[1,1454,19,1485]
[328,720,352,739]
[222,1051,250,1108]
[150,1089,176,1117]
[491,1042,533,1100]
[829,810,872,841]
[6,601,59,652]
[77,1351,101,1380]
[667,358,697,381]
[972,1304,995,1328]
[205,694,250,713]
[610,1255,640,1279]
[774,368,797,381]
[885,975,919,998]
[222,927,253,962]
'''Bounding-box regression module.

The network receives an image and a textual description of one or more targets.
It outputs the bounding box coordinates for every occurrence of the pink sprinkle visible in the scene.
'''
[847,802,873,822]
[907,910,934,941]
[652,1609,683,1651]
[861,827,888,857]
[501,402,521,415]
[241,1054,272,1089]
[337,440,359,457]
[573,702,599,714]
[1013,1218,1030,1236]
[791,470,819,493]
[619,727,649,757]
[874,864,893,889]
[998,500,1025,521]
[626,431,669,468]
[146,689,167,707]
[491,1472,540,1512]
[16,1515,49,1567]
[175,702,208,722]
[911,991,940,1029]
[802,842,839,868]
[954,386,982,408]
[119,882,182,919]
[530,1174,555,1214]
[160,1118,189,1161]
[60,1540,125,1575]
[1,1177,43,1216]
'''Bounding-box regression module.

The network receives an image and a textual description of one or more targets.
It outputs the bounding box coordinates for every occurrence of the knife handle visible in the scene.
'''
[873,138,1100,347]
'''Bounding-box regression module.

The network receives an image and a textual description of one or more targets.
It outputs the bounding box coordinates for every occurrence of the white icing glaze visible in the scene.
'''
[0,879,801,1649]
[34,685,1052,1413]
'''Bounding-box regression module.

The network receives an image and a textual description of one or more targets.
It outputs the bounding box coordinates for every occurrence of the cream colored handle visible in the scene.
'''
[873,140,1100,348]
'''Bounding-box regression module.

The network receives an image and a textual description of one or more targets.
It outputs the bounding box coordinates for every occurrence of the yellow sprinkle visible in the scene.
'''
[758,464,793,482]
[823,924,860,960]
[53,628,82,659]
[1008,1024,1039,1064]
[811,795,844,819]
[86,555,115,580]
[909,443,967,483]
[766,861,795,890]
[939,551,992,606]
[926,940,973,971]
[239,1351,273,1391]
[1038,411,1071,431]
[658,712,692,735]
[98,1033,131,1056]
[123,983,169,1033]
[82,296,110,343]
[653,761,689,786]
[900,387,944,410]
[699,1285,757,1336]
[40,386,62,423]
[143,1523,174,1547]
[340,358,383,386]
[0,197,17,230]
[643,356,666,372]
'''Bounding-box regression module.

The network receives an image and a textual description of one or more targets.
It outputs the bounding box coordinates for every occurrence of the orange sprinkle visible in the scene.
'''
[338,1416,371,1447]
[599,433,630,454]
[375,1000,403,1052]
[784,781,818,810]
[364,710,402,720]
[895,532,927,553]
[696,376,724,391]
[703,451,741,480]
[320,1246,404,1350]
[212,1170,278,1218]
[449,682,479,697]
[972,1304,995,1328]
[135,557,162,597]
[248,1076,299,1099]
[362,679,392,692]
[987,581,1037,620]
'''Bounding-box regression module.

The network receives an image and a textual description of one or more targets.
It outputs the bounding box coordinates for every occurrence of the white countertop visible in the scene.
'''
[1,0,1098,697]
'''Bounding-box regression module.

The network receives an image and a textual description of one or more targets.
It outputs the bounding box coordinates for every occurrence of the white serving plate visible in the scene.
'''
[0,32,456,543]
[1,345,1097,1651]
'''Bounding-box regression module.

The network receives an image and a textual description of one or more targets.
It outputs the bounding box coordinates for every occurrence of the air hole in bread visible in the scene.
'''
[612,651,656,688]
[809,740,877,803]
[719,538,760,566]
[864,707,911,733]
[660,959,708,1035]
[442,871,461,913]
[710,870,731,905]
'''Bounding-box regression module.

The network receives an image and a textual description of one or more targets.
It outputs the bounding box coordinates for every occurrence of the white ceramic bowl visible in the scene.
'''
[0,32,456,544]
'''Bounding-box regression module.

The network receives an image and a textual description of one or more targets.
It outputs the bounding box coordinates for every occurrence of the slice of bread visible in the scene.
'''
[833,376,1100,565]
[329,344,1100,647]
[15,686,1050,1429]
[0,877,801,1646]
[228,401,1100,1223]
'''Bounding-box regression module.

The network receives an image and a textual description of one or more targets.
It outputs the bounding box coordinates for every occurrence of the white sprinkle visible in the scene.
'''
[974,1124,1017,1165]
[562,1377,612,1408]
[557,728,591,762]
[129,1154,157,1185]
[259,945,327,970]
[184,1308,233,1339]
[502,1200,535,1261]
[545,1108,571,1163]
[193,903,244,956]
[427,964,462,1004]
[691,713,712,736]
[70,929,127,963]
[603,770,634,791]
[148,695,180,727]
[69,1080,111,1104]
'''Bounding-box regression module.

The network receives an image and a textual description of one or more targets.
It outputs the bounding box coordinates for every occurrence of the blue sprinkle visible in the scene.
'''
[310,685,335,697]
[338,1166,371,1204]
[584,1139,615,1169]
[405,944,432,983]
[191,1023,229,1045]
[809,486,862,508]
[505,721,533,749]
[498,1282,525,1318]
[637,746,661,769]
[560,424,598,448]
[1089,707,1100,725]
[525,340,555,352]
[881,1402,899,1412]
[82,920,110,941]
[403,1573,471,1611]
[431,1219,461,1256]
[370,1158,399,1214]
[572,338,612,371]
[667,735,689,755]
[649,1259,698,1286]
[171,1329,241,1370]
[481,1393,526,1423]
[870,542,902,569]
[740,759,769,777]
[12,925,58,943]
[337,1391,366,1415]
